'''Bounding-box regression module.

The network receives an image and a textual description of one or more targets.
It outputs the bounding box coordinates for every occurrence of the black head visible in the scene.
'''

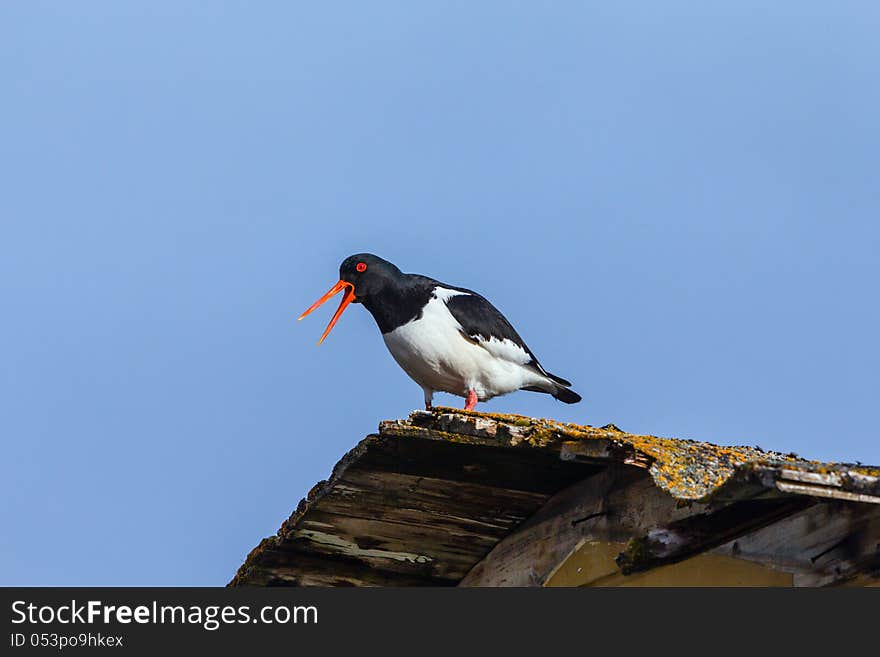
[299,253,404,344]
[338,253,403,302]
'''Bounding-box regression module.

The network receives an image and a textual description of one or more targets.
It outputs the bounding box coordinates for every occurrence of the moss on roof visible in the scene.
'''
[404,408,880,502]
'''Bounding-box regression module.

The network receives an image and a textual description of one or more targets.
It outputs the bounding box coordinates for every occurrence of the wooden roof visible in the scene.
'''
[230,409,880,586]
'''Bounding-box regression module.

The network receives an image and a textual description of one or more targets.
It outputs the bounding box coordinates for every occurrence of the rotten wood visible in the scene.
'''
[711,502,880,586]
[231,421,600,586]
[460,466,698,586]
[231,411,880,587]
[615,496,813,575]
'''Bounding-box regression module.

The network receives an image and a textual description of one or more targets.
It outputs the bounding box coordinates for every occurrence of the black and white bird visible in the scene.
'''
[299,254,582,411]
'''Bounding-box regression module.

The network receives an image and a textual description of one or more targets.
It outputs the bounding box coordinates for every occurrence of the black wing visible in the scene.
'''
[444,290,568,382]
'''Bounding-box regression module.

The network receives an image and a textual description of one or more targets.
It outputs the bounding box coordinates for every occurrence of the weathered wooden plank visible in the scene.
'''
[461,466,687,586]
[263,537,452,582]
[314,491,525,536]
[247,548,454,587]
[337,468,548,519]
[316,469,546,535]
[777,467,880,498]
[776,480,880,504]
[391,413,533,443]
[299,509,503,553]
[616,497,813,575]
[291,510,500,580]
[559,439,652,469]
[711,502,880,586]
[359,432,601,494]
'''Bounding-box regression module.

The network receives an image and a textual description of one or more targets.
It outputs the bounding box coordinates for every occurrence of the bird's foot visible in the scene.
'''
[464,389,478,411]
[425,401,433,411]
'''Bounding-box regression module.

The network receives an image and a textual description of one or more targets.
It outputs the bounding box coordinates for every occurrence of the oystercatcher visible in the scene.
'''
[299,254,582,411]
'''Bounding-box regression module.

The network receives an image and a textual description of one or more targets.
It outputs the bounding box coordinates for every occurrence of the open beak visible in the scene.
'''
[298,280,356,345]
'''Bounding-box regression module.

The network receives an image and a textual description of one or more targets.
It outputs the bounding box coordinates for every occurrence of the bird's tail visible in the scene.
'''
[523,371,582,404]
[552,385,582,404]
[545,369,581,404]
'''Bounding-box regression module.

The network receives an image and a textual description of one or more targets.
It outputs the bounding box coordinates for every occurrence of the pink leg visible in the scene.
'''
[464,389,478,411]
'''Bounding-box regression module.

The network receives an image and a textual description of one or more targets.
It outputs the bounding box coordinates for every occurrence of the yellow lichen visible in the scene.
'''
[416,407,868,502]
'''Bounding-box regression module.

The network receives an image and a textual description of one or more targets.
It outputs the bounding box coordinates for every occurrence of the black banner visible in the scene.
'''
[1,587,875,654]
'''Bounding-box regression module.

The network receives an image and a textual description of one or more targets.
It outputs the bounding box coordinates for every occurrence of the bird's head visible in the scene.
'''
[298,253,401,344]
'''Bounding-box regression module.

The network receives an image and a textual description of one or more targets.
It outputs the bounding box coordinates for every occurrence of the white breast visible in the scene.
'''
[381,287,550,400]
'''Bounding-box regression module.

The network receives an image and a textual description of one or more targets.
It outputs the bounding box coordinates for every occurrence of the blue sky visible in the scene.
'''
[2,2,878,585]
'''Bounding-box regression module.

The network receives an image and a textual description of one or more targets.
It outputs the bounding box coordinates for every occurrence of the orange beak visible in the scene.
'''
[298,280,357,345]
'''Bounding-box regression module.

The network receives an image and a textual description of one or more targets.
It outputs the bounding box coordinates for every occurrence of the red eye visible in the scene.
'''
[356,262,367,272]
